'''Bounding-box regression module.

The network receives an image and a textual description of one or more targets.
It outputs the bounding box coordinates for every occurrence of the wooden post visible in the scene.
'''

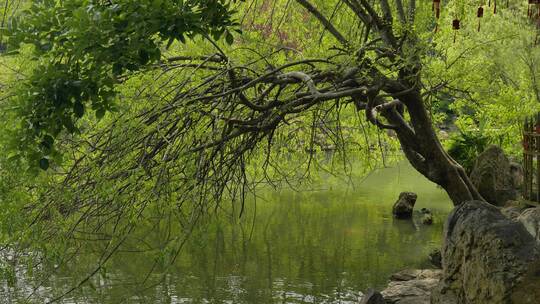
[524,118,529,200]
[537,113,540,201]
[530,117,535,200]
[525,117,533,201]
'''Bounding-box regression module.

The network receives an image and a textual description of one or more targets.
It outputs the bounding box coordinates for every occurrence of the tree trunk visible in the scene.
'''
[384,90,484,206]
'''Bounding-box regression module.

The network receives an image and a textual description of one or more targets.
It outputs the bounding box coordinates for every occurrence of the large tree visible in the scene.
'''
[2,0,537,299]
[10,0,540,249]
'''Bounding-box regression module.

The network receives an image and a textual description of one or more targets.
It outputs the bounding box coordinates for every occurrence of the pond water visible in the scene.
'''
[2,162,453,303]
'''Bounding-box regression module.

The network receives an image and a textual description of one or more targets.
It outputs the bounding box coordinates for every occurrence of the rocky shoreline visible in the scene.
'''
[362,200,540,304]
[360,269,441,304]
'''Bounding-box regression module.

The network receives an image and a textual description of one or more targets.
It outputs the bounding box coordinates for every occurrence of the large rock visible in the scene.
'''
[509,162,524,190]
[381,269,442,304]
[429,248,442,269]
[360,289,385,304]
[501,200,530,221]
[421,208,433,225]
[431,200,540,304]
[518,207,540,242]
[501,206,522,221]
[469,145,517,206]
[392,192,417,219]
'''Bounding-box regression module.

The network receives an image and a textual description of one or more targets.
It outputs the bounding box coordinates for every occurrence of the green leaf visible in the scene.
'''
[126,63,138,71]
[225,31,234,45]
[166,37,175,49]
[41,135,55,149]
[63,117,77,134]
[138,49,150,65]
[39,158,49,171]
[43,135,54,146]
[2,50,20,56]
[96,108,106,120]
[112,63,123,75]
[74,102,84,118]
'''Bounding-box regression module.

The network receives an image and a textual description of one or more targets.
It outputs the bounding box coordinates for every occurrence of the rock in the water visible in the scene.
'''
[421,213,433,225]
[469,145,517,206]
[359,289,384,304]
[392,192,417,219]
[518,207,540,242]
[429,248,442,269]
[381,269,442,304]
[431,200,540,304]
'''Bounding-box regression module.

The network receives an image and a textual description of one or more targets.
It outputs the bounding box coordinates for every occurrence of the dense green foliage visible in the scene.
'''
[5,0,241,168]
[447,129,490,173]
[0,2,401,297]
[427,2,540,157]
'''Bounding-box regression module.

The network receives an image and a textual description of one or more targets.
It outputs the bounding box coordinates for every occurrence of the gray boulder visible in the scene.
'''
[501,200,530,221]
[359,289,384,304]
[381,269,442,304]
[469,145,516,206]
[501,206,522,221]
[429,248,442,269]
[431,200,540,304]
[421,209,433,225]
[421,214,433,225]
[392,192,417,219]
[518,207,540,242]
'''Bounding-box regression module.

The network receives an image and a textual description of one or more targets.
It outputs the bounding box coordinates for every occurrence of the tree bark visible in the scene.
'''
[385,90,484,206]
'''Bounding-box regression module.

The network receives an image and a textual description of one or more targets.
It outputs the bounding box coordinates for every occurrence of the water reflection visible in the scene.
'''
[1,163,452,303]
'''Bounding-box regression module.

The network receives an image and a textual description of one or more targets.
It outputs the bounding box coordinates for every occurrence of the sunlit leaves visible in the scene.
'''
[39,158,49,170]
[4,0,242,169]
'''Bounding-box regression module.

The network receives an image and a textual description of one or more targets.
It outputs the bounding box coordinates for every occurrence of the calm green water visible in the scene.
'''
[2,163,452,303]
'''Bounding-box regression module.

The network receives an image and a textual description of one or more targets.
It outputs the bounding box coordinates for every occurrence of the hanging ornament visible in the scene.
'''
[477,7,484,32]
[433,0,441,19]
[529,0,540,19]
[523,138,530,150]
[433,0,441,32]
[452,19,460,43]
[536,16,540,45]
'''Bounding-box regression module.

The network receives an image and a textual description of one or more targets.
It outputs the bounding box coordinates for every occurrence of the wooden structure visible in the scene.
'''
[523,114,540,201]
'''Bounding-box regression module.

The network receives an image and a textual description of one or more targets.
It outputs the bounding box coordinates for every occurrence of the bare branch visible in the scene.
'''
[278,71,319,95]
[407,0,416,24]
[379,0,393,25]
[395,0,407,24]
[357,0,397,47]
[294,0,350,47]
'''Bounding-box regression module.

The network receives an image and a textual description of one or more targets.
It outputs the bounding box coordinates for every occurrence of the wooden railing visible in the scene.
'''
[523,116,540,201]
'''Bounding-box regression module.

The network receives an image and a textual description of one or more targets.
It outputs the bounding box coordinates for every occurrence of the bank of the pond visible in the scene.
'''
[1,162,453,303]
